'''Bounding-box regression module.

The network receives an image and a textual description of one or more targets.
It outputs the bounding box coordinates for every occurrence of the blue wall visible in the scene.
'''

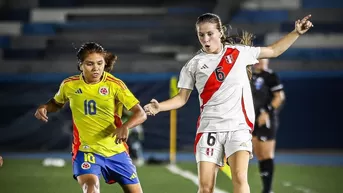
[0,72,342,151]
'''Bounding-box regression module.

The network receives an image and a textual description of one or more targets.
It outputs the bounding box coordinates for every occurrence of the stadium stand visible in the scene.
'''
[0,0,342,74]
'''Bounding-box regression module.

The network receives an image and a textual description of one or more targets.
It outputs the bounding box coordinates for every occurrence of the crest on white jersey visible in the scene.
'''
[225,54,234,64]
[99,86,109,96]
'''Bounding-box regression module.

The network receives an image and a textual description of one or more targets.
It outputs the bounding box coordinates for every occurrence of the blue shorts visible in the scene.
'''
[73,151,139,185]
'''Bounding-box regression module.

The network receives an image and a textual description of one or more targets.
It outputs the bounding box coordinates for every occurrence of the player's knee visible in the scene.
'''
[81,181,99,193]
[253,145,274,160]
[232,170,248,186]
[199,182,214,193]
[122,183,143,193]
[124,189,143,193]
[255,151,265,160]
[260,154,273,160]
[256,149,274,160]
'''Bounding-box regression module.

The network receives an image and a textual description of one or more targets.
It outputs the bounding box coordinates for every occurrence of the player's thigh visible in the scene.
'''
[252,137,276,160]
[227,150,250,184]
[102,152,141,187]
[195,132,225,167]
[120,183,143,193]
[77,174,100,192]
[224,129,253,160]
[73,151,103,191]
[197,161,220,190]
[225,129,252,183]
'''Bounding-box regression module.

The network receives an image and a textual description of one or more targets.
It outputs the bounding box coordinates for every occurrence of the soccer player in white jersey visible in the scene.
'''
[144,13,313,193]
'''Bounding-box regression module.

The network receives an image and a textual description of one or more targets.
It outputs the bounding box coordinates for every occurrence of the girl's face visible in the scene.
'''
[80,53,105,84]
[197,22,223,54]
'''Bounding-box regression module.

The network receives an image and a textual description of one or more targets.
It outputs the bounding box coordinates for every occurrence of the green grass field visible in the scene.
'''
[0,159,341,193]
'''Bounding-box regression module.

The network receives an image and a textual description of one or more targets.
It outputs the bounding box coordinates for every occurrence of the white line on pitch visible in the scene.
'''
[282,181,317,193]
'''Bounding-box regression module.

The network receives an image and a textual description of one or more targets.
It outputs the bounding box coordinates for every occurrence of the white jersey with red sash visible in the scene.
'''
[178,45,260,133]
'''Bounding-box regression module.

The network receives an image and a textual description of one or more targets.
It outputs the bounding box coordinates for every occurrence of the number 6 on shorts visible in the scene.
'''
[207,132,216,146]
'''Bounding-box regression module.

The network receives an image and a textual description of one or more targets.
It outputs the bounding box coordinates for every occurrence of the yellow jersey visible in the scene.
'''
[53,72,139,158]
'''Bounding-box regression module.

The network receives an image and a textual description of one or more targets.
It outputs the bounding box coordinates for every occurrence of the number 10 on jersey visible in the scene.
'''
[84,100,96,115]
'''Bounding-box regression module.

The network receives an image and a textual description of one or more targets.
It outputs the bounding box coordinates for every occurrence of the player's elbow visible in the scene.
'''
[136,106,147,123]
[280,92,286,103]
[177,88,192,107]
[177,97,187,108]
[277,91,286,101]
[270,46,283,58]
[140,111,147,122]
[131,104,147,124]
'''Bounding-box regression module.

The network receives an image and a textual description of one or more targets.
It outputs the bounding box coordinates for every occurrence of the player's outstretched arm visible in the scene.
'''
[34,98,64,122]
[259,14,314,59]
[144,88,192,116]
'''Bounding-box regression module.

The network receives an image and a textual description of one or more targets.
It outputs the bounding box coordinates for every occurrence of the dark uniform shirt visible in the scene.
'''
[251,69,283,116]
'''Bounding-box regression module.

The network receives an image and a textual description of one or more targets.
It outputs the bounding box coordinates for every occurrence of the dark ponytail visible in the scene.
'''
[104,52,117,72]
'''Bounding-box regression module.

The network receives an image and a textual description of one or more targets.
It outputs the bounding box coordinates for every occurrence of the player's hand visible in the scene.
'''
[113,126,129,144]
[143,99,160,116]
[295,14,313,35]
[0,156,3,167]
[258,111,270,127]
[35,105,48,122]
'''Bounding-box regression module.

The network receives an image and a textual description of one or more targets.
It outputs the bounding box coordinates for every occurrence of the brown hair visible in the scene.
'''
[76,42,117,72]
[195,13,255,46]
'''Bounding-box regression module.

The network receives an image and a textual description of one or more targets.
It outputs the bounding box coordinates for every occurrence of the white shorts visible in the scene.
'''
[194,129,253,167]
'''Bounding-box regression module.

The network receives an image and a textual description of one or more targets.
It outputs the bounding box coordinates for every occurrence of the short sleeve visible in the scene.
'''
[268,72,284,92]
[249,46,261,60]
[115,81,139,110]
[177,59,196,90]
[234,45,261,66]
[53,82,68,104]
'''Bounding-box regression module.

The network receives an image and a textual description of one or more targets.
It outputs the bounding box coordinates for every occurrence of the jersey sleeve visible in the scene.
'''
[177,59,196,90]
[234,45,261,66]
[249,46,261,60]
[268,72,284,92]
[53,81,68,104]
[115,81,139,110]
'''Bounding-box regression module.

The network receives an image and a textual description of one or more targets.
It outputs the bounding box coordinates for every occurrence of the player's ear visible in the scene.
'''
[78,63,83,72]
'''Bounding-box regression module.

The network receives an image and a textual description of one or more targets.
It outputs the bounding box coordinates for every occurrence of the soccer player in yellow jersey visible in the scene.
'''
[35,42,147,193]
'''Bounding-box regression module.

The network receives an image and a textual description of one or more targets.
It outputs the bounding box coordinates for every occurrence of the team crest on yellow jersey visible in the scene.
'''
[99,86,109,96]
